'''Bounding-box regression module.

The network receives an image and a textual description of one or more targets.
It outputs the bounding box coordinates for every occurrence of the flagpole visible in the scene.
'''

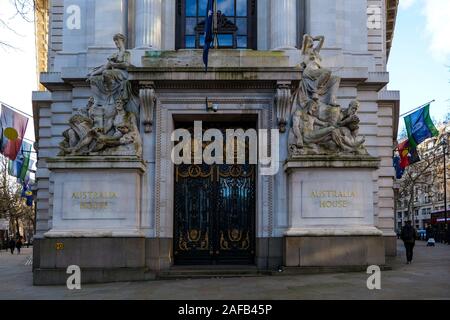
[0,101,33,118]
[213,0,218,49]
[23,138,36,144]
[399,99,436,118]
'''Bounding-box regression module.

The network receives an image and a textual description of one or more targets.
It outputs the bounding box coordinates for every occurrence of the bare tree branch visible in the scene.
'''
[0,0,35,49]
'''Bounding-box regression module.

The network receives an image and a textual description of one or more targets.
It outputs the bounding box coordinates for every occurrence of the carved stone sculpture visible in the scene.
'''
[87,33,140,117]
[288,35,368,157]
[295,34,341,108]
[58,34,143,157]
[59,97,142,157]
[289,100,368,156]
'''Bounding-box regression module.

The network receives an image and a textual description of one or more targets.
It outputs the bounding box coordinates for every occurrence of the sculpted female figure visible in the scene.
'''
[88,33,129,78]
[87,33,139,116]
[300,34,341,107]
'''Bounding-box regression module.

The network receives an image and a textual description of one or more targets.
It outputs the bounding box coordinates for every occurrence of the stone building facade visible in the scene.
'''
[32,0,400,284]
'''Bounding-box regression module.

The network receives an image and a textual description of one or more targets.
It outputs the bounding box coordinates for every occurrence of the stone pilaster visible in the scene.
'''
[94,0,126,47]
[134,0,162,49]
[270,0,297,50]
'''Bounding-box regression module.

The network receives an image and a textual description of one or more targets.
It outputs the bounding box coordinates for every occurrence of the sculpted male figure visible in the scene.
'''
[291,100,339,154]
[325,100,366,152]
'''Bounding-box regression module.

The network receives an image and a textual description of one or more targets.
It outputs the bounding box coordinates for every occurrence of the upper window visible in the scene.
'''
[176,0,257,50]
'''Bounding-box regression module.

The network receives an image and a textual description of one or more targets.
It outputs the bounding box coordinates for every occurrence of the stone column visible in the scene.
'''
[270,0,297,50]
[134,0,162,49]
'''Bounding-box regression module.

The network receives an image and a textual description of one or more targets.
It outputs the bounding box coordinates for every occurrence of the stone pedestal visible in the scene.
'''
[45,157,146,237]
[33,157,152,285]
[283,155,385,267]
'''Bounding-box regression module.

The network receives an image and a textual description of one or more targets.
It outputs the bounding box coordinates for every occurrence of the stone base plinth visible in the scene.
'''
[384,235,398,257]
[33,237,172,285]
[284,235,385,267]
[283,155,386,267]
[46,157,146,236]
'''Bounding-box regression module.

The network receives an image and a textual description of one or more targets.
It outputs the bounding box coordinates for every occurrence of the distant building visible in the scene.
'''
[395,122,450,231]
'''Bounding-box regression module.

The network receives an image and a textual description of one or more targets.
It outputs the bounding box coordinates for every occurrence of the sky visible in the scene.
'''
[388,0,450,131]
[0,0,36,143]
[0,0,449,142]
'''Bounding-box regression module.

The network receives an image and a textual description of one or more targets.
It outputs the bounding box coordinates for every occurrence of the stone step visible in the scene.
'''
[157,266,271,280]
[274,265,393,276]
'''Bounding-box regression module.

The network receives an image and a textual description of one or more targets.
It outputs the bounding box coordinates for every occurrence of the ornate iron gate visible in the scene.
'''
[174,123,256,265]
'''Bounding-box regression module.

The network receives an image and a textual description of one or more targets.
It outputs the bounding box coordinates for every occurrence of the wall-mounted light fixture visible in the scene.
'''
[206,97,218,112]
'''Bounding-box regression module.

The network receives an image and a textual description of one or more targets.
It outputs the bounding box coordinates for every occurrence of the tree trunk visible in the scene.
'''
[15,217,20,237]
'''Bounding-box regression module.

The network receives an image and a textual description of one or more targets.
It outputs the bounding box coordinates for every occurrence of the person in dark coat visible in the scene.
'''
[401,221,417,264]
[15,238,22,255]
[8,238,15,254]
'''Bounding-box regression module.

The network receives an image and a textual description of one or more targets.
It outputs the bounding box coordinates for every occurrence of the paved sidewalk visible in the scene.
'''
[0,240,449,300]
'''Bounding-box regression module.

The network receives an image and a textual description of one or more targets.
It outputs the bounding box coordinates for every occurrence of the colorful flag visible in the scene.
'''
[404,104,439,148]
[21,182,28,198]
[26,193,33,207]
[393,155,404,179]
[0,104,29,161]
[8,141,32,180]
[21,182,34,206]
[398,139,421,169]
[203,0,214,71]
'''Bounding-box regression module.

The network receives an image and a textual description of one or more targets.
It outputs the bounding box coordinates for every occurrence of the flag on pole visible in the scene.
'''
[398,139,421,169]
[203,0,214,71]
[393,155,405,179]
[21,182,34,207]
[0,104,29,161]
[404,104,439,148]
[8,141,32,180]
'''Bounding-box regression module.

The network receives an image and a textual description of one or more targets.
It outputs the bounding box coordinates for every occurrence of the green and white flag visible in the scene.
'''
[8,141,32,180]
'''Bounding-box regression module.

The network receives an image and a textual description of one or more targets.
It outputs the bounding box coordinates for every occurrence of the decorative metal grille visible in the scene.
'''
[174,122,256,265]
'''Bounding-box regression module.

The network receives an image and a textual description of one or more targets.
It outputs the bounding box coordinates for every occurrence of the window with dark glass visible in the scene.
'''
[176,0,257,50]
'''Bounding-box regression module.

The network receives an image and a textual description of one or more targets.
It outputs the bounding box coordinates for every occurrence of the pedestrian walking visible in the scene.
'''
[8,238,15,255]
[401,221,417,264]
[15,238,22,255]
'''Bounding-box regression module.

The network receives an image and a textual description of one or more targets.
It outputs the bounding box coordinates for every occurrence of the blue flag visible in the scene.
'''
[21,182,34,206]
[203,0,214,71]
[404,104,439,148]
[393,155,404,179]
[8,141,32,180]
[26,192,33,206]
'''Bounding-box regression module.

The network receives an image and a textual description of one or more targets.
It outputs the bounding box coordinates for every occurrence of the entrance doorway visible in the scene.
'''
[173,119,256,265]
